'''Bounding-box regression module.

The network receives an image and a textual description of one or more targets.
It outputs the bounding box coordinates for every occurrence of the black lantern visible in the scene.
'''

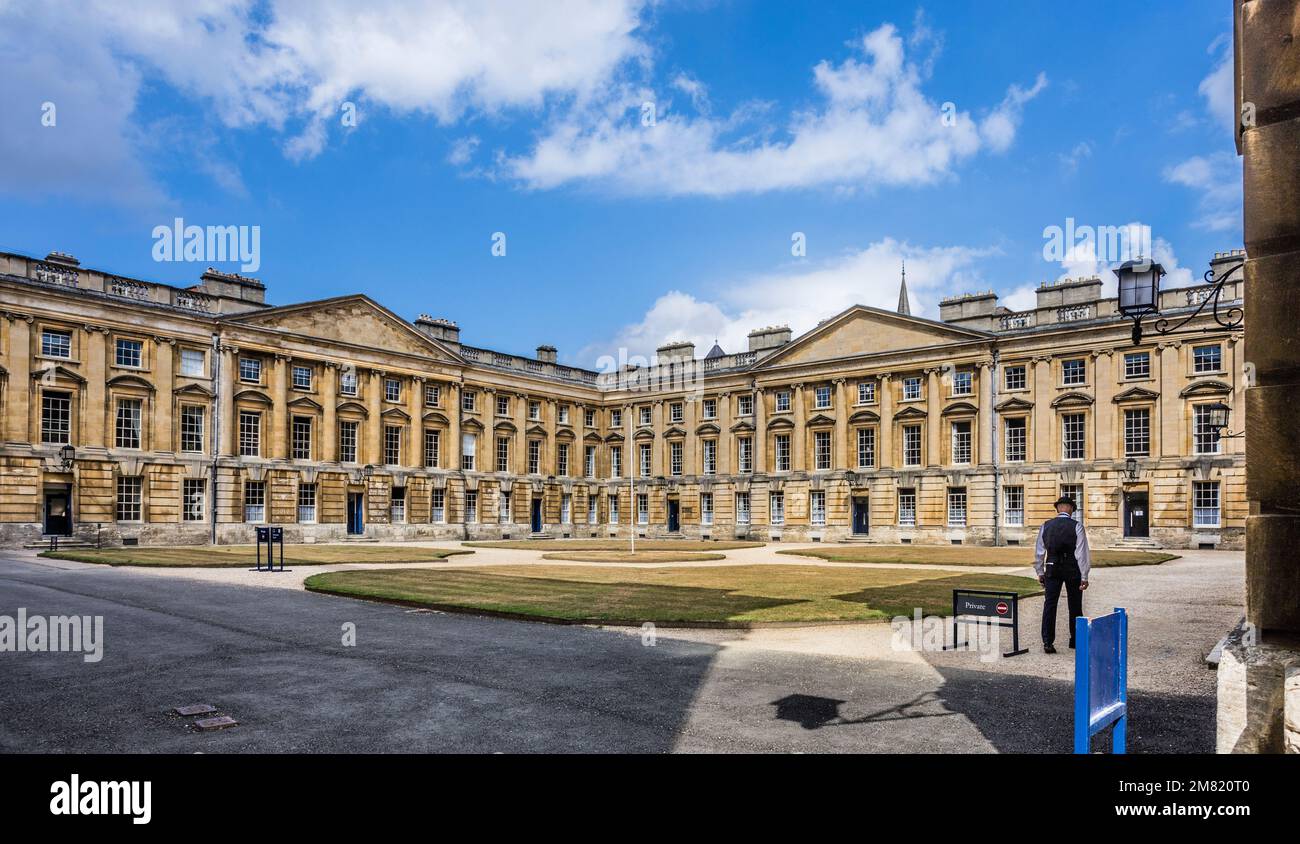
[362,463,375,478]
[1115,259,1164,344]
[1205,401,1231,433]
[1124,456,1140,482]
[58,444,76,469]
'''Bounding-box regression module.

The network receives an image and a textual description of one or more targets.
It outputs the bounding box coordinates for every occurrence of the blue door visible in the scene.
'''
[852,497,870,535]
[667,499,680,533]
[347,492,364,535]
[531,497,543,532]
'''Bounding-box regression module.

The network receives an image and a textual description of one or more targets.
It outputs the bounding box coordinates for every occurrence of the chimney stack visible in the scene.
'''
[414,314,461,345]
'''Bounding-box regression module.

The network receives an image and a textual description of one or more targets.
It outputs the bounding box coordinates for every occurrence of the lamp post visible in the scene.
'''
[1115,256,1244,346]
[58,444,76,471]
[1123,456,1140,483]
[1204,400,1245,439]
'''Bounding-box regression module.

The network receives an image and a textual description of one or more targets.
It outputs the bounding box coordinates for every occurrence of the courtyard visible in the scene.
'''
[0,541,1241,753]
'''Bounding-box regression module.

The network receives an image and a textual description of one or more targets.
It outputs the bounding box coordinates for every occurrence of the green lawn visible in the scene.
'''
[304,563,1042,625]
[40,544,473,567]
[540,550,726,563]
[464,539,763,551]
[778,545,1177,567]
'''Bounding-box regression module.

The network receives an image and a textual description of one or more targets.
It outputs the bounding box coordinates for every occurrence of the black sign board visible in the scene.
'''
[943,589,1028,658]
[251,525,289,573]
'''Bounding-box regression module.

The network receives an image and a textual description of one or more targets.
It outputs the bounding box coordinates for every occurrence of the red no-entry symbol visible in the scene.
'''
[996,601,1009,615]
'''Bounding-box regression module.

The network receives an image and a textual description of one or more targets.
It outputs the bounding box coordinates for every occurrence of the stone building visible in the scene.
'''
[0,246,1245,548]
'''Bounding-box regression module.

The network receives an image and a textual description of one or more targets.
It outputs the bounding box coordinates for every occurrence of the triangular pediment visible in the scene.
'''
[755,305,992,368]
[1113,387,1160,404]
[221,295,462,362]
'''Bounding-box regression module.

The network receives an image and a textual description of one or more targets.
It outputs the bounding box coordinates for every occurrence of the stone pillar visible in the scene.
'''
[366,370,383,466]
[1031,356,1051,463]
[1157,342,1182,458]
[270,354,289,460]
[82,326,107,448]
[878,374,894,468]
[1218,0,1300,755]
[792,383,806,470]
[218,345,237,457]
[448,382,461,473]
[4,316,32,445]
[753,387,767,473]
[683,394,698,475]
[977,361,994,465]
[718,391,733,475]
[925,367,942,467]
[651,399,664,476]
[153,336,175,452]
[1091,350,1115,461]
[513,391,528,472]
[408,376,424,469]
[833,379,848,469]
[321,362,338,463]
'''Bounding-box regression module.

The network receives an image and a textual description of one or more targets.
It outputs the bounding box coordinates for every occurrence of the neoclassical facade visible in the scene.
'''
[0,247,1246,549]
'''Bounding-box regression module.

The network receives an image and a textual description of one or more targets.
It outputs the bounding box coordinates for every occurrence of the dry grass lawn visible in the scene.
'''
[778,545,1177,567]
[40,544,473,567]
[541,550,726,563]
[466,539,762,551]
[304,563,1041,624]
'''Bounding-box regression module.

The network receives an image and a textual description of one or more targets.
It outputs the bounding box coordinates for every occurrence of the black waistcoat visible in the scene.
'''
[1042,516,1079,575]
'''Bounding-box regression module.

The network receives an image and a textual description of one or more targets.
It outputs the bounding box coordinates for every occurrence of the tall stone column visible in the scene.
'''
[925,367,942,467]
[977,361,994,465]
[321,362,338,463]
[447,382,461,473]
[4,316,32,445]
[878,374,894,468]
[718,391,733,475]
[82,325,108,448]
[792,383,806,470]
[833,379,848,469]
[218,345,238,457]
[1031,356,1052,463]
[1218,1,1300,754]
[512,391,528,472]
[271,354,289,460]
[1157,342,1182,458]
[651,399,664,476]
[408,376,424,469]
[153,336,175,452]
[366,370,382,465]
[753,387,767,473]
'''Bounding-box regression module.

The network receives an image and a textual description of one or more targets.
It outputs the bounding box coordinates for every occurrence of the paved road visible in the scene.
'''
[0,548,1242,753]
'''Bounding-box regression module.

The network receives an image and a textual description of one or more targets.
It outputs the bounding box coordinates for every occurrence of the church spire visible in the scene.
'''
[897,259,911,316]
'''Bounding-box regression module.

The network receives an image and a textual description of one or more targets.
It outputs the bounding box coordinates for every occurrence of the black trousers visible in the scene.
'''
[1041,566,1084,646]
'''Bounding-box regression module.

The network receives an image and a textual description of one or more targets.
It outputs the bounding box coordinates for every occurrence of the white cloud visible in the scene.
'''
[506,24,1045,196]
[1058,140,1093,174]
[577,238,997,364]
[1163,152,1242,232]
[0,0,649,201]
[1199,33,1236,133]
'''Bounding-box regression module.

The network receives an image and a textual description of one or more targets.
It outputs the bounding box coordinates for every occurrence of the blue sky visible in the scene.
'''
[0,1,1240,367]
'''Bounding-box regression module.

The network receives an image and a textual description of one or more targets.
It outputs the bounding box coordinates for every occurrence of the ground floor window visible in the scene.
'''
[561,493,571,524]
[637,493,649,524]
[700,492,713,525]
[298,482,317,523]
[1193,481,1220,528]
[947,487,967,527]
[392,487,407,523]
[588,494,598,525]
[898,488,916,526]
[182,479,206,522]
[608,494,619,524]
[1060,483,1083,521]
[116,476,142,522]
[462,490,475,523]
[735,492,751,524]
[1003,485,1024,527]
[431,489,446,523]
[810,490,826,526]
[243,481,265,523]
[769,492,785,525]
[500,491,512,524]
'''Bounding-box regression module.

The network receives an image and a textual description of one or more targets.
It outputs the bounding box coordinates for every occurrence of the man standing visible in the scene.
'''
[1033,496,1091,654]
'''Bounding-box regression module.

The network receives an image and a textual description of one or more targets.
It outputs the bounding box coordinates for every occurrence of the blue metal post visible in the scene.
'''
[1113,607,1128,754]
[1073,614,1089,753]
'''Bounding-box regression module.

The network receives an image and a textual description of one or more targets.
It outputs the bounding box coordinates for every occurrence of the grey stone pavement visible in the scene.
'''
[0,546,1242,753]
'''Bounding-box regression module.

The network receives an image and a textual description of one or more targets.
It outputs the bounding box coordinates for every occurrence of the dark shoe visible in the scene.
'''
[1043,644,1057,654]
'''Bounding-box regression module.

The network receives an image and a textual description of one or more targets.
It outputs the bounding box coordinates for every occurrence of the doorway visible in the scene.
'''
[44,487,72,536]
[347,492,364,535]
[1123,490,1149,538]
[667,498,680,533]
[531,497,543,533]
[852,497,870,535]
